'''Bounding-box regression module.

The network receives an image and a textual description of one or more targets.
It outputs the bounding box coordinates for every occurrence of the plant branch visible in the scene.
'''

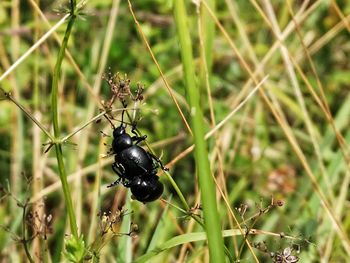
[50,1,78,238]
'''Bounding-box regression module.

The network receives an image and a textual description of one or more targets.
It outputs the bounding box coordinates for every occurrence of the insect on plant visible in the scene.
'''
[103,73,168,203]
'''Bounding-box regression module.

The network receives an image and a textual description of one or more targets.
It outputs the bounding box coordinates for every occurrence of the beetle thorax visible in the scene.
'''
[112,134,133,152]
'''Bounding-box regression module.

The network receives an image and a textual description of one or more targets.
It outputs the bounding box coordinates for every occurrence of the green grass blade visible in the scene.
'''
[134,229,245,263]
[173,1,225,262]
[146,196,172,253]
[116,191,132,263]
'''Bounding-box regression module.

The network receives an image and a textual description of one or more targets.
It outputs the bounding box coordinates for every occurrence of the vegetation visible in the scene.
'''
[0,0,349,262]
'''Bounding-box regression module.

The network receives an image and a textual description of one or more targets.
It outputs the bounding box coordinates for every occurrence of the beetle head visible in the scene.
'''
[113,125,126,138]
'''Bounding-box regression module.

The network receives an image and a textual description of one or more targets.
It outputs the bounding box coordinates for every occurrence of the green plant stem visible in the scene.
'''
[51,17,75,137]
[4,92,53,140]
[50,3,78,238]
[163,171,189,210]
[199,0,215,102]
[173,1,225,262]
[54,144,78,237]
[22,204,34,263]
[200,0,215,71]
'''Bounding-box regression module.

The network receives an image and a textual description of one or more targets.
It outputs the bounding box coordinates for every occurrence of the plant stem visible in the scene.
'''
[4,92,53,140]
[50,2,78,238]
[22,204,34,263]
[173,1,225,262]
[199,0,215,104]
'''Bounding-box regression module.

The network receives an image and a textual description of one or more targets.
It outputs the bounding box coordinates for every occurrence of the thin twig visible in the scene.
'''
[3,91,53,140]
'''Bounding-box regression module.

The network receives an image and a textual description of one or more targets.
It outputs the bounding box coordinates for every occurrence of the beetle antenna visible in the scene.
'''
[121,109,125,127]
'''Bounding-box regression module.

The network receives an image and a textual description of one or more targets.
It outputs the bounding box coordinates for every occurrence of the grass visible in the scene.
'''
[0,0,350,262]
[173,0,225,261]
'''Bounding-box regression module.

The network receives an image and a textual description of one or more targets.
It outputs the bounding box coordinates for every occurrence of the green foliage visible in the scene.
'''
[63,235,87,263]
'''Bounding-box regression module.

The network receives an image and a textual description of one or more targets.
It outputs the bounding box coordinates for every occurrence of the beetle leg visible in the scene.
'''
[116,163,126,173]
[109,163,128,188]
[112,163,124,177]
[130,127,147,145]
[107,178,121,188]
[131,134,147,145]
[148,152,169,171]
[111,162,118,174]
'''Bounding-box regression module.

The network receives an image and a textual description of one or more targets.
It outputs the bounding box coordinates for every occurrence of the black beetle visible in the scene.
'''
[108,116,167,203]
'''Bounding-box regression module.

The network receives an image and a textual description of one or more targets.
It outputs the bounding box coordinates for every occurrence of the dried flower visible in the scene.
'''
[273,247,299,263]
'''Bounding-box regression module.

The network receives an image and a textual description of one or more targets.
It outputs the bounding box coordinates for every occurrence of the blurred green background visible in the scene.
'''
[0,0,350,262]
